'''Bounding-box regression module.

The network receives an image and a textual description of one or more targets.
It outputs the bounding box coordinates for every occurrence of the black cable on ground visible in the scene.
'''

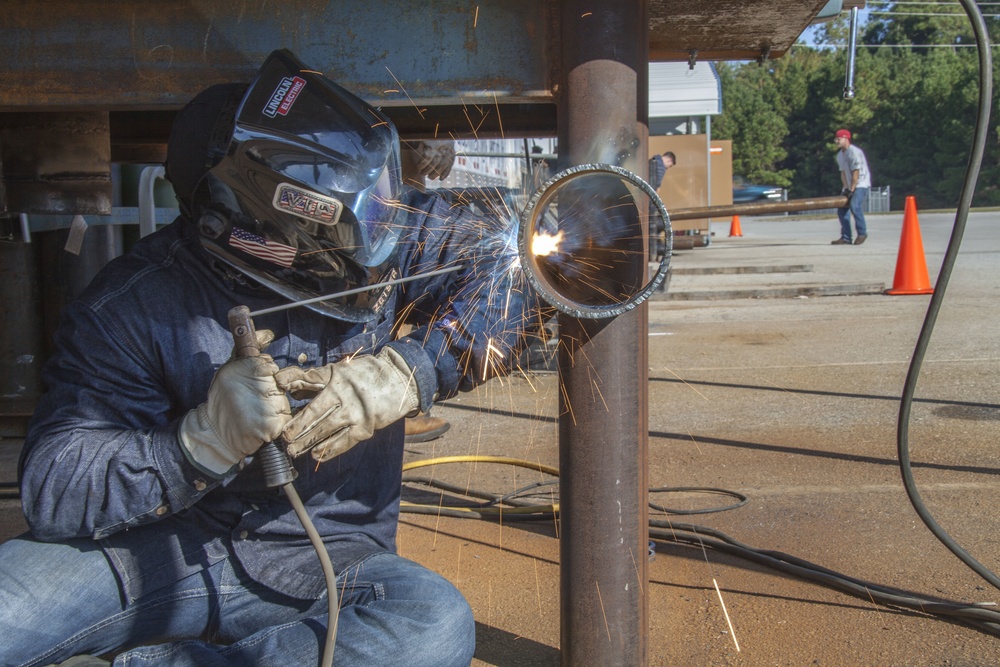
[648,521,1000,637]
[401,456,1000,638]
[402,456,747,519]
[894,0,999,592]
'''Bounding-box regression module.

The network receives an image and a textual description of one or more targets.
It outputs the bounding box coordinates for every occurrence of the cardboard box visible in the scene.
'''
[649,135,732,233]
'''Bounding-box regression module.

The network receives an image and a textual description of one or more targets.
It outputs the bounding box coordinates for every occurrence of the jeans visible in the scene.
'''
[837,186,869,242]
[0,535,475,667]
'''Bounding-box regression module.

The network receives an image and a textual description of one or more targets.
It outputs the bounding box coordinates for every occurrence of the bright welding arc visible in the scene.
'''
[517,164,671,320]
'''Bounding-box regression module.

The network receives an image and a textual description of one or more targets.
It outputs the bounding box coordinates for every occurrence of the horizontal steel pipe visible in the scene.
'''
[669,195,850,221]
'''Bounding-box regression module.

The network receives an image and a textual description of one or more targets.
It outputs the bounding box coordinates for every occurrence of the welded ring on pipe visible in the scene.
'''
[518,163,672,319]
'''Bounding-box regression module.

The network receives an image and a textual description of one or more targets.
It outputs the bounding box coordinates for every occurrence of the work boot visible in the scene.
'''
[854,234,867,245]
[831,238,850,245]
[404,413,450,443]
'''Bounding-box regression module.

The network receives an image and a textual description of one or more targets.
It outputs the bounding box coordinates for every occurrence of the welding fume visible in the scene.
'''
[0,49,543,667]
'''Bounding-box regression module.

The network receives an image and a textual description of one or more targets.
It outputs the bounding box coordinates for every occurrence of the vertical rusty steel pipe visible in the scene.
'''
[556,2,649,665]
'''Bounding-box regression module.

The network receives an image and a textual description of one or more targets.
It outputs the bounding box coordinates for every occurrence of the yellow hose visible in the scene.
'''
[401,455,560,515]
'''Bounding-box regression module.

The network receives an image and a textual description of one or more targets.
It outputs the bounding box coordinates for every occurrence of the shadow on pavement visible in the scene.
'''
[474,622,560,666]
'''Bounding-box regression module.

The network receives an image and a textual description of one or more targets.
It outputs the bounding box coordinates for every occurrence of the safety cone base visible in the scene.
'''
[886,286,933,295]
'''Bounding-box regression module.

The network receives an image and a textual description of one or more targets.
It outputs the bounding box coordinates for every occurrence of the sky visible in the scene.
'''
[798,5,873,46]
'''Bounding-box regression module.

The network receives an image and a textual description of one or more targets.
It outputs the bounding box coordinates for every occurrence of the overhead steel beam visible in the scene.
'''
[0,0,552,114]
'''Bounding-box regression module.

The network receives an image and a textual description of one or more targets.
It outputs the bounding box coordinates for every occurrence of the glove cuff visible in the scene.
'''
[178,407,241,478]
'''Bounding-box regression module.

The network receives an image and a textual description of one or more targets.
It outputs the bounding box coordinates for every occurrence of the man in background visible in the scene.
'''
[832,129,871,245]
[648,150,675,192]
[647,151,674,262]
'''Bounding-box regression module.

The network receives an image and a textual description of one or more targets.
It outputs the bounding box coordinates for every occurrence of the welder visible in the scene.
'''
[0,49,537,666]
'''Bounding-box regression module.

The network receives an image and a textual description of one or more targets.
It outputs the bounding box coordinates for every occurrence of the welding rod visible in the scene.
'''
[248,264,463,317]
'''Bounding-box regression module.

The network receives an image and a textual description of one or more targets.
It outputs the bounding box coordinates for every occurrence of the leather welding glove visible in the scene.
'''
[275,347,420,463]
[415,140,456,181]
[179,330,292,477]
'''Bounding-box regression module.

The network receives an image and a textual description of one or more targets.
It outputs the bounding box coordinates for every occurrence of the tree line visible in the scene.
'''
[712,2,1000,210]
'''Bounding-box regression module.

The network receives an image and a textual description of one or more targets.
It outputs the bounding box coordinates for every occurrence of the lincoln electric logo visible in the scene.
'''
[263,76,306,117]
[273,183,344,226]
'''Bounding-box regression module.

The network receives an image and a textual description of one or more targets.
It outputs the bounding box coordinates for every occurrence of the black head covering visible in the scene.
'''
[164,83,247,216]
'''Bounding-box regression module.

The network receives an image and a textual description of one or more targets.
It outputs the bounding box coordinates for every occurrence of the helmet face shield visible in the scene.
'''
[190,49,404,321]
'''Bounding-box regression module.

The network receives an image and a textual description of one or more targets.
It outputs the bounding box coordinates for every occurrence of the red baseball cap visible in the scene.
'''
[835,129,852,140]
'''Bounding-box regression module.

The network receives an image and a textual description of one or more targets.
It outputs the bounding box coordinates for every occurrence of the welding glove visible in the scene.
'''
[275,347,420,463]
[415,140,456,181]
[179,331,292,477]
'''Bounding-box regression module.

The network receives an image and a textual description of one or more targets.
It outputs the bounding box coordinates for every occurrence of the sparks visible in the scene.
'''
[713,578,741,652]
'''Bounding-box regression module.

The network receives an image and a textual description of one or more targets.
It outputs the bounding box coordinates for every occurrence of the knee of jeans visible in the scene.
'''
[412,593,475,667]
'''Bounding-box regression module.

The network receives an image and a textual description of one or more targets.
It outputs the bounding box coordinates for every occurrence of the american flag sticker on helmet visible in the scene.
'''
[229,227,297,267]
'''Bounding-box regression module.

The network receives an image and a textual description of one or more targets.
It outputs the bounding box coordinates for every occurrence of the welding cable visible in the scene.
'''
[894,0,1000,592]
[400,455,559,519]
[648,521,1000,637]
[401,456,748,518]
[282,482,339,667]
[403,476,560,519]
[649,486,748,515]
[400,457,1000,637]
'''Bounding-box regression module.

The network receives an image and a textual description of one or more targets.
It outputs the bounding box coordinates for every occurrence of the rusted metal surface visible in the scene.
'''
[0,112,112,215]
[649,0,831,62]
[557,1,649,664]
[669,195,851,221]
[0,0,551,113]
[2,1,831,117]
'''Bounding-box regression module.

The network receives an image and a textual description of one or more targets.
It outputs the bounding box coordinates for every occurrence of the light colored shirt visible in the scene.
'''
[837,144,871,189]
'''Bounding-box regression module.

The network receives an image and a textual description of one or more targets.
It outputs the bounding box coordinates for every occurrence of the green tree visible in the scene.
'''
[713,63,793,187]
[715,2,999,209]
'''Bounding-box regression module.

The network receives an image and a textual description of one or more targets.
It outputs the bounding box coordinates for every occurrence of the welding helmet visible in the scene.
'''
[166,49,403,322]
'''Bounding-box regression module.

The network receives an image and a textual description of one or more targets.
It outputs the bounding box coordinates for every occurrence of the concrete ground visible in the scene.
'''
[2,207,999,664]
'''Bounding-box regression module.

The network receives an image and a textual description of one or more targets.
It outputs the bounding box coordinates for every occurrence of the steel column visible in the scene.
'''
[557,2,649,665]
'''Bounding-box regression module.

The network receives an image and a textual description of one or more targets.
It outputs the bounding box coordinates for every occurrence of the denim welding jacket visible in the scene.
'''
[19,189,534,601]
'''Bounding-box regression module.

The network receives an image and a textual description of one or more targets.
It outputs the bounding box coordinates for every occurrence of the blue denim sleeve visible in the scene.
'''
[20,300,225,542]
[386,191,542,407]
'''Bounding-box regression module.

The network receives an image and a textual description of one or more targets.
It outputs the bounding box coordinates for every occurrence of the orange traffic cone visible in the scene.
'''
[886,196,934,295]
[728,215,743,237]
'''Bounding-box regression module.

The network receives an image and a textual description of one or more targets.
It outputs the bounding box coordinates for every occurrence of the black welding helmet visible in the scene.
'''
[167,49,403,322]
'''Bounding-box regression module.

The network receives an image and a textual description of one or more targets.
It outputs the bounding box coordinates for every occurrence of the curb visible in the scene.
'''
[654,282,887,301]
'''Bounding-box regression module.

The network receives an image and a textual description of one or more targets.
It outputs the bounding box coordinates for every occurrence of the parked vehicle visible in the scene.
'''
[732,175,785,203]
